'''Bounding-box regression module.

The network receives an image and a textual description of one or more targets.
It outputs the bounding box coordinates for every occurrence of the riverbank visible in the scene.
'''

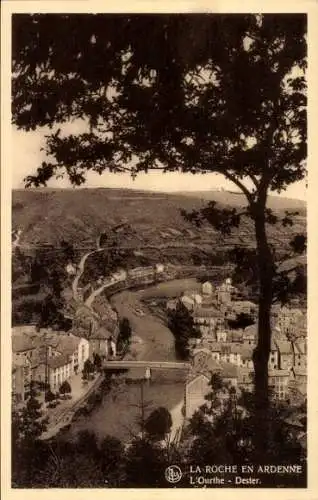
[41,372,104,440]
[63,371,186,444]
[53,278,196,444]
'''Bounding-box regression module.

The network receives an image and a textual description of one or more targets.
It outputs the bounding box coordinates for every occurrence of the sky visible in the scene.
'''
[12,123,307,200]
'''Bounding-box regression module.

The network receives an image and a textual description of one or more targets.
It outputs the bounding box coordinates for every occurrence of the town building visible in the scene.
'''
[268,369,291,400]
[219,343,242,367]
[35,355,73,392]
[293,340,307,370]
[12,353,32,403]
[193,306,223,333]
[166,299,178,311]
[292,367,307,385]
[238,367,254,392]
[216,329,228,343]
[230,300,257,319]
[184,372,211,419]
[155,263,165,273]
[242,324,258,347]
[202,281,214,296]
[216,282,232,305]
[275,339,294,371]
[276,307,306,339]
[89,327,111,358]
[180,295,195,312]
[219,362,238,387]
[287,378,306,406]
[12,334,37,361]
[239,345,254,369]
[268,339,279,370]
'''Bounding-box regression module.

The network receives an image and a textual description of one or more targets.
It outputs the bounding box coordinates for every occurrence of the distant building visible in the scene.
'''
[230,300,257,318]
[268,369,291,400]
[292,367,307,385]
[193,306,221,329]
[166,299,178,311]
[277,307,306,338]
[89,327,111,358]
[275,339,294,371]
[216,329,227,343]
[268,339,279,370]
[238,367,254,392]
[219,362,238,387]
[108,336,117,357]
[12,334,37,361]
[112,269,127,282]
[239,345,254,369]
[216,283,232,305]
[155,263,165,273]
[180,295,195,312]
[287,378,306,406]
[220,343,243,367]
[202,281,213,296]
[242,324,258,347]
[293,340,307,370]
[48,355,73,392]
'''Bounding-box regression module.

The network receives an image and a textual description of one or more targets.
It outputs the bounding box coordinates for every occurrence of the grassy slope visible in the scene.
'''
[12,188,306,252]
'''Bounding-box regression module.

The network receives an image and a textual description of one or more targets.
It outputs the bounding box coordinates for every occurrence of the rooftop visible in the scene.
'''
[275,340,293,354]
[12,353,31,368]
[12,335,36,353]
[219,362,238,378]
[47,354,72,370]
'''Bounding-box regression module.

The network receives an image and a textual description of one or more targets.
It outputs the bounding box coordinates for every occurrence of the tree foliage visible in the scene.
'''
[59,380,72,395]
[168,301,199,360]
[144,407,173,441]
[12,13,307,456]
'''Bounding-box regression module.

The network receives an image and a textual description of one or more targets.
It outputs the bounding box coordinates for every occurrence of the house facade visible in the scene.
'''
[12,354,32,403]
[275,340,294,371]
[268,369,291,400]
[36,355,73,392]
[185,373,211,419]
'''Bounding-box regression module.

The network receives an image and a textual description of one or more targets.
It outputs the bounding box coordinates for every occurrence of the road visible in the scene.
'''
[72,248,105,301]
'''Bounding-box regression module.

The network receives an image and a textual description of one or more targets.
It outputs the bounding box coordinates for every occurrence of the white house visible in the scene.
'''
[185,373,210,419]
[202,281,213,296]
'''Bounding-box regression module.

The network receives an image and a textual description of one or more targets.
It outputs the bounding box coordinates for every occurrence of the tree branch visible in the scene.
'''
[223,170,254,204]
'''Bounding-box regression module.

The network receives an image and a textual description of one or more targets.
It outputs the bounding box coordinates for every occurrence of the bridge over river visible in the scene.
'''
[102,360,191,371]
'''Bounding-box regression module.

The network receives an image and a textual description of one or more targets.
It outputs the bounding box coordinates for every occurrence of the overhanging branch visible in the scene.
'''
[223,171,255,204]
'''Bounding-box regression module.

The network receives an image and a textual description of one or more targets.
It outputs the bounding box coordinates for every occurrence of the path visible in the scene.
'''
[72,247,105,301]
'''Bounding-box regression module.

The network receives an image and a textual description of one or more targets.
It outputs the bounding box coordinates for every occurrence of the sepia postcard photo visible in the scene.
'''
[1,1,318,498]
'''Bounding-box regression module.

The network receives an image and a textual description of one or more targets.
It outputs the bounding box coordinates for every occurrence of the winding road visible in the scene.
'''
[72,248,105,301]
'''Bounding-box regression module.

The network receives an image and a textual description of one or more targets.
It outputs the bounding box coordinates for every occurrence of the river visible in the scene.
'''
[66,278,201,443]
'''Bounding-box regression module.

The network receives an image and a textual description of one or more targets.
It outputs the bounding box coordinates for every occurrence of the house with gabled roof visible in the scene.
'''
[275,339,294,371]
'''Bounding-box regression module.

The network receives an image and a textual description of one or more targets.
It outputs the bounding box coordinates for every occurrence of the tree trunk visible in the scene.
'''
[252,204,275,459]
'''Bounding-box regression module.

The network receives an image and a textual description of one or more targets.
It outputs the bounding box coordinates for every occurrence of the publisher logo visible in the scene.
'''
[165,465,182,484]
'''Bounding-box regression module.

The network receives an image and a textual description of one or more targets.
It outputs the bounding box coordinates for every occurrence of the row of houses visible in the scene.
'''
[11,328,90,403]
[185,347,306,419]
[173,281,307,416]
